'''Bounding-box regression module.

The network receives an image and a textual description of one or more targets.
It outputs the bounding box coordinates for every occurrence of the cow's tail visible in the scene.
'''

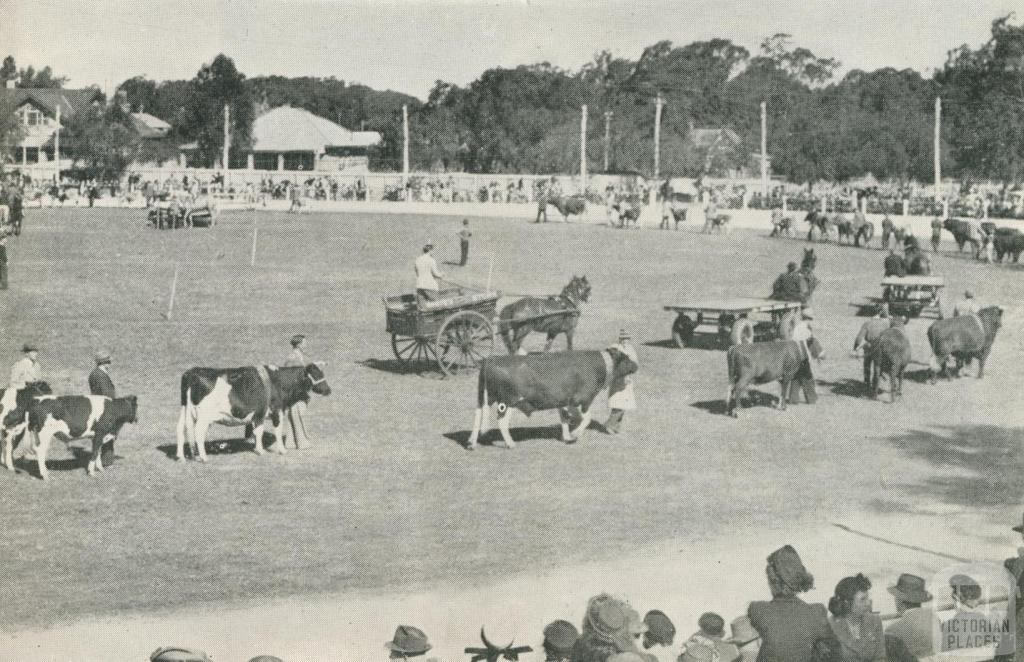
[467,363,489,449]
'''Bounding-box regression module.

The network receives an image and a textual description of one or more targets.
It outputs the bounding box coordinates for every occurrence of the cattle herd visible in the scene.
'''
[0,203,1011,481]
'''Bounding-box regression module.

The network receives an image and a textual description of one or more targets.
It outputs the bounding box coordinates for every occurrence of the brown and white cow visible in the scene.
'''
[26,395,138,480]
[175,363,330,462]
[466,349,638,450]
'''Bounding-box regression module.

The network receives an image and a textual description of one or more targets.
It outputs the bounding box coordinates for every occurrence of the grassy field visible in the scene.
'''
[0,208,1021,631]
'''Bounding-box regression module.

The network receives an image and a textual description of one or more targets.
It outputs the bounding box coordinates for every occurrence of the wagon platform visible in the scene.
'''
[664,297,804,348]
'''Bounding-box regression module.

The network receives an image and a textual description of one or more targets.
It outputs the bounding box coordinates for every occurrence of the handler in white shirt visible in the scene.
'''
[414,241,444,307]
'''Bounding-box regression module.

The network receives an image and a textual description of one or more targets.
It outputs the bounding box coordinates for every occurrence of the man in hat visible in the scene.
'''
[883,574,937,659]
[787,309,819,405]
[854,303,892,386]
[457,219,472,266]
[10,343,42,389]
[88,350,119,466]
[931,216,944,253]
[543,620,579,662]
[881,214,895,250]
[1004,513,1024,662]
[605,330,637,435]
[748,545,834,662]
[414,242,444,308]
[640,611,676,662]
[884,249,907,278]
[726,616,760,662]
[386,625,433,660]
[771,263,805,303]
[283,335,312,449]
[0,219,11,290]
[954,290,978,318]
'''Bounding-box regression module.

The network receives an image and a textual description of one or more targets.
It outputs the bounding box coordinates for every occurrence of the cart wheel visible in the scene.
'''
[777,310,799,340]
[671,314,696,348]
[437,311,494,376]
[730,318,755,345]
[392,334,432,368]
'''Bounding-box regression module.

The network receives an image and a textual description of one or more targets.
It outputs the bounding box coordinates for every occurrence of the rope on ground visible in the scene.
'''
[831,522,974,563]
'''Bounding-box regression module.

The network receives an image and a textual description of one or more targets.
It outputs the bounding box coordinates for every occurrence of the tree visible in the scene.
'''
[0,56,16,84]
[176,54,254,167]
[118,76,159,113]
[16,65,66,88]
[62,104,139,181]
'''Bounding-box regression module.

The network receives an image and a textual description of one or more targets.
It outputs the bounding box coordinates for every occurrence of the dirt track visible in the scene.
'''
[0,209,1021,654]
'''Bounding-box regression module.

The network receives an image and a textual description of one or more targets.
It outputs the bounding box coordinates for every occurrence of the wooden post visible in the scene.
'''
[934,97,941,201]
[250,223,259,266]
[580,105,587,191]
[603,111,612,172]
[402,104,410,186]
[653,95,663,179]
[166,264,179,321]
[486,255,494,293]
[223,104,231,182]
[760,101,768,197]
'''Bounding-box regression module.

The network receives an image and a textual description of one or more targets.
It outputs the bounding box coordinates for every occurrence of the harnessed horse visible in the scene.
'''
[498,275,591,354]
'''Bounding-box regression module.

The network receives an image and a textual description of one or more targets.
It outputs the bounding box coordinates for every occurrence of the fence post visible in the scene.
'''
[902,199,909,216]
[782,196,788,213]
[942,198,949,219]
[820,196,827,214]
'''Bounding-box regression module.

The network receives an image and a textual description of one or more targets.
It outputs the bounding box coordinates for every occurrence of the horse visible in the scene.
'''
[498,275,591,354]
[836,214,874,247]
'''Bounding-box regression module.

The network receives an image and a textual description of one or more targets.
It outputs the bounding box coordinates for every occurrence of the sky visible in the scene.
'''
[1,0,1020,100]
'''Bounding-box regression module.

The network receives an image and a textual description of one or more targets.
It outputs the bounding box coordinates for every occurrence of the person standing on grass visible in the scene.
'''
[10,343,42,389]
[284,334,312,449]
[0,222,11,290]
[605,330,637,434]
[931,217,943,252]
[415,241,444,307]
[88,350,119,467]
[458,219,472,266]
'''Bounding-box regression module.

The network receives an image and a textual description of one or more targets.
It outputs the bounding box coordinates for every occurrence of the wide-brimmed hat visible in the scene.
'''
[726,616,759,647]
[888,574,932,604]
[290,334,306,347]
[767,544,814,593]
[964,290,974,299]
[643,610,675,646]
[586,595,629,640]
[386,625,432,655]
[543,620,579,654]
[1012,512,1024,533]
[94,350,111,365]
[424,240,434,250]
[801,308,815,320]
[150,648,213,662]
[248,657,285,662]
[22,343,38,353]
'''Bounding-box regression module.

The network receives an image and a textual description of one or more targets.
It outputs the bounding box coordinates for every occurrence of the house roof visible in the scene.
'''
[0,87,102,118]
[688,128,742,148]
[251,105,381,152]
[131,112,172,139]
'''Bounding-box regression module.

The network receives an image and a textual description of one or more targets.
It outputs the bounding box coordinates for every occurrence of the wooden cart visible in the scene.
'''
[664,298,804,349]
[877,275,945,319]
[384,288,500,376]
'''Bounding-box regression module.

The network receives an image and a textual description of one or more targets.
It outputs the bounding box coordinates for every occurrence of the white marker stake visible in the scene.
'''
[250,225,259,267]
[166,264,179,321]
[487,255,494,293]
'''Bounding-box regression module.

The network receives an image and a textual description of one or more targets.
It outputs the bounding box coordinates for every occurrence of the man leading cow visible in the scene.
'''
[88,350,119,467]
[853,304,892,387]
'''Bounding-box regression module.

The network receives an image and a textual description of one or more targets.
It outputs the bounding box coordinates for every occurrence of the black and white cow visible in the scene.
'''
[0,381,52,471]
[27,395,138,480]
[175,363,331,462]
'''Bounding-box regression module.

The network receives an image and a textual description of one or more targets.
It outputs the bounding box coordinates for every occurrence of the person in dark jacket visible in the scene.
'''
[884,250,907,278]
[771,263,807,303]
[747,545,836,662]
[88,350,118,466]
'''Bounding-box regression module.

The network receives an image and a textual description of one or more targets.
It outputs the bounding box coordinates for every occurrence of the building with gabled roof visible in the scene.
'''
[1,84,103,170]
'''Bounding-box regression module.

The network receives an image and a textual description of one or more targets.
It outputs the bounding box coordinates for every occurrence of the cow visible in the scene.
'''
[0,381,52,470]
[927,306,1003,384]
[870,326,912,403]
[25,395,138,480]
[466,348,638,450]
[726,337,825,418]
[549,195,587,222]
[175,363,331,462]
[993,229,1024,263]
[943,218,982,257]
[614,201,642,228]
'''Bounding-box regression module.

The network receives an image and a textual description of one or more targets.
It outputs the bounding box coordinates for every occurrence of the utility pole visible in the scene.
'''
[603,111,612,172]
[654,94,663,179]
[222,104,230,177]
[54,105,61,182]
[580,105,587,190]
[934,96,941,201]
[760,101,769,197]
[402,104,410,184]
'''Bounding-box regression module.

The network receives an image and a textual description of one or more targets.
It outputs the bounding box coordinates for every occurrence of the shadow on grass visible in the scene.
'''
[663,334,727,352]
[643,339,679,350]
[692,389,779,416]
[357,358,444,378]
[444,421,604,449]
[155,437,260,459]
[821,378,872,399]
[878,424,1024,509]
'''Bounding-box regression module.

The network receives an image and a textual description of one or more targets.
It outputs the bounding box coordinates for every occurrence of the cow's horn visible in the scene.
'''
[480,627,512,652]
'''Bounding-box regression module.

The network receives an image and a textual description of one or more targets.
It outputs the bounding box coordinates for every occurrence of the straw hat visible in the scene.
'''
[385,625,432,655]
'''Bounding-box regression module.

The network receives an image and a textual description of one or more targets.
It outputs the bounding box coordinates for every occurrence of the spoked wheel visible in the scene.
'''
[392,333,433,369]
[671,314,696,348]
[436,311,494,377]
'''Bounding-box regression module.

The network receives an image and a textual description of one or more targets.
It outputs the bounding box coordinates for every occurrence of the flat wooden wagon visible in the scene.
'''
[384,288,500,376]
[664,297,804,349]
[869,275,945,319]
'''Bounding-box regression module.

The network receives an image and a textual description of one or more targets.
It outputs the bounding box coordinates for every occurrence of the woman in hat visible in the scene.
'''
[283,335,312,449]
[605,330,637,435]
[747,545,834,662]
[571,595,650,662]
[827,574,885,662]
[543,620,580,662]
